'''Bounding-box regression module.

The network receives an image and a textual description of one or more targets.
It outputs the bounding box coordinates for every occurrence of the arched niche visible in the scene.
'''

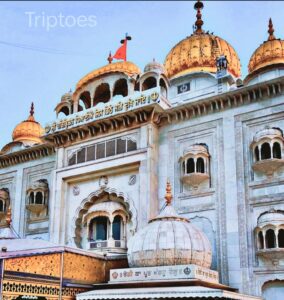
[72,187,137,250]
[113,78,128,97]
[94,83,111,106]
[79,91,91,110]
[142,76,157,91]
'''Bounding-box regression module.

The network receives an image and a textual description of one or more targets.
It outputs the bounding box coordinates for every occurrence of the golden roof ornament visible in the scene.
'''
[268,18,276,41]
[194,0,204,34]
[28,102,35,121]
[164,180,173,206]
[107,51,113,64]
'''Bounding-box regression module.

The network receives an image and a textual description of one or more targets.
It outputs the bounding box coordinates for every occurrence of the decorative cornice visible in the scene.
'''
[43,76,284,148]
[157,76,284,126]
[44,105,163,147]
[0,144,55,169]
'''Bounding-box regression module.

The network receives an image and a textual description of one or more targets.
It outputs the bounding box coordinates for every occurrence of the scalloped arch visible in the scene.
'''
[72,187,137,247]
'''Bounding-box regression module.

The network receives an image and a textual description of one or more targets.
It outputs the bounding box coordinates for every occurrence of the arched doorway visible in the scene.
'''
[262,280,284,300]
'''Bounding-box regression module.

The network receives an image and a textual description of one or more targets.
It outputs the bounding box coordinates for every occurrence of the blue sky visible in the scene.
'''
[0,1,283,149]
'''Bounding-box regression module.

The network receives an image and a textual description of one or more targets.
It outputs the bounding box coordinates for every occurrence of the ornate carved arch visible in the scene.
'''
[72,187,137,247]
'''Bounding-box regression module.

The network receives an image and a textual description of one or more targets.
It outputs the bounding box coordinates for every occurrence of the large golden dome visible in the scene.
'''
[12,103,44,145]
[164,1,241,79]
[248,19,284,75]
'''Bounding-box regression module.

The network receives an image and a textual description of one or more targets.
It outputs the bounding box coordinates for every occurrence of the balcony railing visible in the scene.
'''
[88,239,126,252]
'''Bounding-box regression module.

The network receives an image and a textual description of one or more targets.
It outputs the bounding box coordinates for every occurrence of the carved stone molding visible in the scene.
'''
[181,173,210,189]
[252,159,284,177]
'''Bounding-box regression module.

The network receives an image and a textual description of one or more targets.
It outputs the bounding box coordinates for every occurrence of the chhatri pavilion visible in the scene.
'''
[1,1,284,299]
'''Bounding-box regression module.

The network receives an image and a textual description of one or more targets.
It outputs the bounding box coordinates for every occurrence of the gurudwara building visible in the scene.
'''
[0,1,284,299]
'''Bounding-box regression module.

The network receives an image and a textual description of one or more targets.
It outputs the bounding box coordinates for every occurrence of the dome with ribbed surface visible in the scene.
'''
[144,59,165,74]
[127,181,212,268]
[164,1,240,79]
[165,34,241,79]
[248,19,284,76]
[12,103,44,145]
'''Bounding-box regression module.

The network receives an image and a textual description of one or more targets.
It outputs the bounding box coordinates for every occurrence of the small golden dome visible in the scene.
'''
[248,19,284,75]
[164,1,241,79]
[75,61,140,94]
[12,103,44,145]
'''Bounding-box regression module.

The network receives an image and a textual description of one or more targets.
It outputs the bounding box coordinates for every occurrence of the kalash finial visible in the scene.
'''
[30,102,34,117]
[164,180,173,206]
[194,0,204,34]
[268,18,276,41]
[107,51,113,64]
[27,102,35,121]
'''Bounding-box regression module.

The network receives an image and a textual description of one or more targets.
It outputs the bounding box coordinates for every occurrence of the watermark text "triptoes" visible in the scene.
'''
[25,12,97,31]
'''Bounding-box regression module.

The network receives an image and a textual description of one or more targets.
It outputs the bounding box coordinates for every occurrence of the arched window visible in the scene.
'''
[186,158,195,174]
[113,215,122,240]
[159,78,167,98]
[142,77,157,91]
[35,192,43,204]
[0,200,4,212]
[57,106,70,117]
[94,83,111,106]
[79,91,91,110]
[265,229,276,249]
[90,216,108,241]
[278,229,284,248]
[29,192,34,204]
[273,142,282,159]
[196,158,205,173]
[258,231,264,249]
[113,79,128,97]
[255,146,260,162]
[261,143,271,160]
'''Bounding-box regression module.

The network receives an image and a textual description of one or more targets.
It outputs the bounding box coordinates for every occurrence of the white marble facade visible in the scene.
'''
[1,4,284,300]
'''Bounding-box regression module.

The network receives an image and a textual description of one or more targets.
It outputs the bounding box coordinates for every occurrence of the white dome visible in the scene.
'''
[144,59,165,74]
[127,182,212,268]
[253,127,283,143]
[258,210,284,227]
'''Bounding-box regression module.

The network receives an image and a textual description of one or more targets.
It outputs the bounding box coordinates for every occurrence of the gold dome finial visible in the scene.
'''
[28,102,35,121]
[30,102,34,116]
[6,206,12,226]
[165,180,173,205]
[268,18,276,41]
[194,0,204,34]
[107,51,113,64]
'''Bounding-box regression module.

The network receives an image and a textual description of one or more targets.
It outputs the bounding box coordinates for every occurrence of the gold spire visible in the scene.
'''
[28,102,35,121]
[194,0,204,34]
[268,18,276,41]
[6,206,11,226]
[164,180,173,205]
[107,51,113,64]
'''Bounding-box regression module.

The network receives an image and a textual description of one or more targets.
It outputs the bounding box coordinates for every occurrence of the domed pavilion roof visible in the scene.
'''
[127,181,212,268]
[164,1,241,79]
